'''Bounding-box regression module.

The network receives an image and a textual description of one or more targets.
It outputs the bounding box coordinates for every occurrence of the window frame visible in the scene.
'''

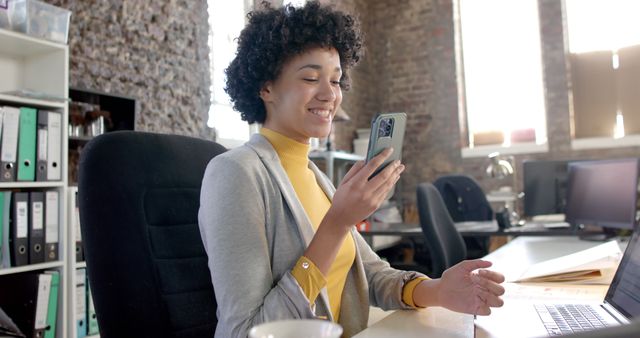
[208,0,256,149]
[454,0,549,158]
[565,0,640,150]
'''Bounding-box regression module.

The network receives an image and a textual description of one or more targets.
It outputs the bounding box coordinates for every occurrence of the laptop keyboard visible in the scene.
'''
[534,304,610,336]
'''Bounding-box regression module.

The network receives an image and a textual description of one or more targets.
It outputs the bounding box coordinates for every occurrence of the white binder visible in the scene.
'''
[44,191,59,262]
[1,106,20,181]
[76,268,87,338]
[34,273,53,336]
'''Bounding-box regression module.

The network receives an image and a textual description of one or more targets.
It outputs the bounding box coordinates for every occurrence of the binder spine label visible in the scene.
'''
[16,201,28,238]
[35,274,52,329]
[38,129,48,161]
[45,191,59,243]
[33,201,44,230]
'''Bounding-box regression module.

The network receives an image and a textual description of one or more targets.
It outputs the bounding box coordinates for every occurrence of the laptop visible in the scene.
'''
[476,229,640,337]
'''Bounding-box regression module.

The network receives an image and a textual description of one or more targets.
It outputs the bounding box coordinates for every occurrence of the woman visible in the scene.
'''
[198,2,505,337]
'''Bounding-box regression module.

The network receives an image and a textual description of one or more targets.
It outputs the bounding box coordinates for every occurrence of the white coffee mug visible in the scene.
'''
[249,319,343,338]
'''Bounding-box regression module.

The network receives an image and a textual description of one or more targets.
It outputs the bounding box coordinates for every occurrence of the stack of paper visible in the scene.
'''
[514,240,622,284]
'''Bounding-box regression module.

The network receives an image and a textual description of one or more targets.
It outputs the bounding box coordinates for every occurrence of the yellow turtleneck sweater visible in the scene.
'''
[260,128,427,319]
[261,128,355,321]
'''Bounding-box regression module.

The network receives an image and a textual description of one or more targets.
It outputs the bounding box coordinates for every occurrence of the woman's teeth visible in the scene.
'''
[309,109,330,118]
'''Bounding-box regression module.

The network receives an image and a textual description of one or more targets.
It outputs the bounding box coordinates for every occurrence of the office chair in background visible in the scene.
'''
[433,174,493,258]
[416,182,467,278]
[433,174,493,222]
[78,131,226,338]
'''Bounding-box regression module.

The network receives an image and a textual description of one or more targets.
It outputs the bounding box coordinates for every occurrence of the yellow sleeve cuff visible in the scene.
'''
[291,256,327,304]
[402,276,430,308]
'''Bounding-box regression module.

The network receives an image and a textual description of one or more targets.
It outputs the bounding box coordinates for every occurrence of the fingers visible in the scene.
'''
[359,147,394,180]
[471,268,505,315]
[473,288,502,316]
[478,269,505,284]
[370,162,404,198]
[458,259,493,272]
[340,161,365,185]
[481,289,504,307]
[475,306,491,316]
[477,288,504,308]
[474,295,492,316]
[472,274,505,296]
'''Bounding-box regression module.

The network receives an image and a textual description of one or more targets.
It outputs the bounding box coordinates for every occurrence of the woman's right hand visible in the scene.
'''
[324,147,405,230]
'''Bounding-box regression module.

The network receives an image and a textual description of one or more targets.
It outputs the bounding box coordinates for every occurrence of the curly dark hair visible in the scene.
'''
[224,1,364,124]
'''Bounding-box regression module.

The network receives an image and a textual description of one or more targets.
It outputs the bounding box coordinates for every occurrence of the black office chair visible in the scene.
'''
[433,174,493,222]
[433,174,493,258]
[416,182,467,278]
[78,131,226,338]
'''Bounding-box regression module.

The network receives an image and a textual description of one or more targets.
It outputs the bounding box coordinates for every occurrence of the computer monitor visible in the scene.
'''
[523,160,569,217]
[565,158,640,231]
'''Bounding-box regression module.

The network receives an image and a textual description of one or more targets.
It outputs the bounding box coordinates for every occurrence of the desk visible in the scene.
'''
[477,237,628,338]
[355,237,625,338]
[354,307,473,338]
[360,221,604,237]
[309,150,363,185]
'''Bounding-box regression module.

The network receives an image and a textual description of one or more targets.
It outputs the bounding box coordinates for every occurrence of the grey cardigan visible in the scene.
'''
[198,134,425,338]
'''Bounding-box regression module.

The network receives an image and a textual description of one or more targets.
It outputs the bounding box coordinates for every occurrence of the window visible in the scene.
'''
[566,0,640,146]
[457,0,547,156]
[208,0,255,148]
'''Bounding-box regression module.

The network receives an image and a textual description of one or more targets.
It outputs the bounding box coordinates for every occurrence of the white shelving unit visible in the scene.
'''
[0,28,70,338]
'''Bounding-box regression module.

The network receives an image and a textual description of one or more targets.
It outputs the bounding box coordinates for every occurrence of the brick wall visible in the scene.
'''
[333,0,460,207]
[46,0,213,138]
[334,0,640,213]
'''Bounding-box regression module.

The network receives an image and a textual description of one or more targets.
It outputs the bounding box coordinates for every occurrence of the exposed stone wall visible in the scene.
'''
[45,0,213,138]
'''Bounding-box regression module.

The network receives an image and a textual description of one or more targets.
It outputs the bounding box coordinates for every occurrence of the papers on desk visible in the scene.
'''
[513,240,622,284]
[531,213,565,222]
[454,220,499,232]
[503,283,607,302]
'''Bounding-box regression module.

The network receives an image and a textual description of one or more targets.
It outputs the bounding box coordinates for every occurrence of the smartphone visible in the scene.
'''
[365,112,407,187]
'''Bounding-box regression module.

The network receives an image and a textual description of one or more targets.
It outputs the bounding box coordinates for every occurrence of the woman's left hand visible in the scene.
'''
[438,260,505,315]
[413,259,505,315]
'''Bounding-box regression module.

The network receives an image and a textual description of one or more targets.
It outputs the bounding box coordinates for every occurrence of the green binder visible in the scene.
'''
[87,277,99,335]
[44,270,59,338]
[1,191,11,269]
[0,192,3,263]
[17,107,37,181]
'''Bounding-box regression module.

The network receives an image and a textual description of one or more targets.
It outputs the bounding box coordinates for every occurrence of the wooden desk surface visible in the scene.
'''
[353,307,473,338]
[355,237,624,338]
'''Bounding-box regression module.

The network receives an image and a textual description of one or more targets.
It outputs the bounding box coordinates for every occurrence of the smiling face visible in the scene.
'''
[260,47,343,143]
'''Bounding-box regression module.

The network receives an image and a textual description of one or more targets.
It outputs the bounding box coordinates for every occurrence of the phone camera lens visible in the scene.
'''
[377,118,394,137]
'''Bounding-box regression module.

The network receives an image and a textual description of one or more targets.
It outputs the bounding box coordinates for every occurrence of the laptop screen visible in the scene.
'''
[606,230,640,318]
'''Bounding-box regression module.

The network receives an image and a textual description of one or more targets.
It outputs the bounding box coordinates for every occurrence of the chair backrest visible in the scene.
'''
[417,182,467,277]
[78,131,226,338]
[433,174,493,222]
